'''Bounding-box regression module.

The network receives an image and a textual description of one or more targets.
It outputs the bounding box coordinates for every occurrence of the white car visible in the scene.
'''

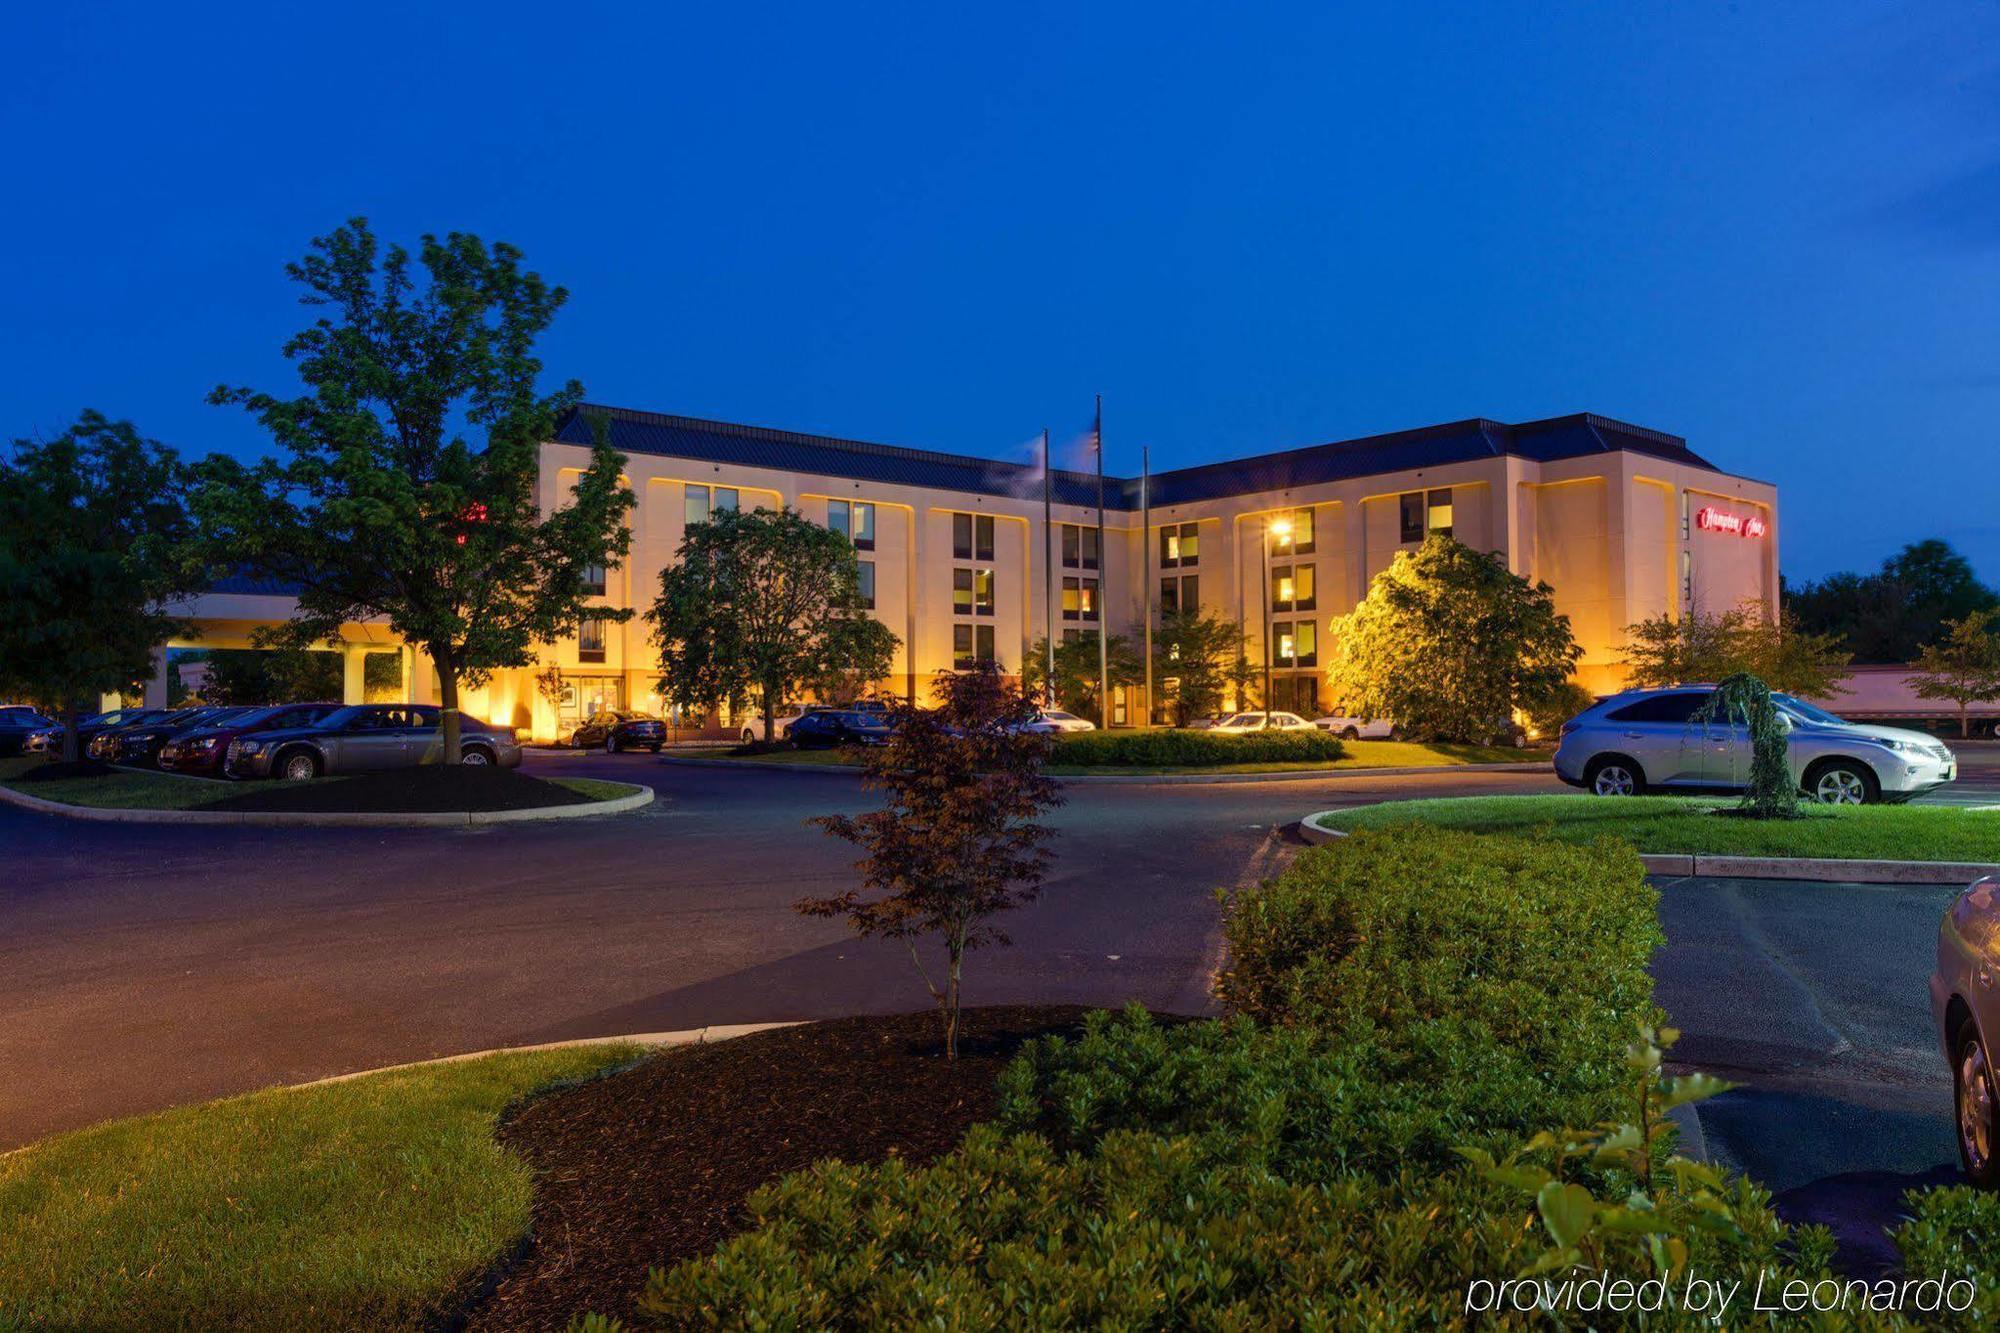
[1208,711,1313,734]
[1313,714,1396,741]
[1014,710,1096,734]
[740,703,809,743]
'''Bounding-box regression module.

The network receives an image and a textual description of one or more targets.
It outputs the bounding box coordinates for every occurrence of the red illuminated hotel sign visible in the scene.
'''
[1695,505,1766,539]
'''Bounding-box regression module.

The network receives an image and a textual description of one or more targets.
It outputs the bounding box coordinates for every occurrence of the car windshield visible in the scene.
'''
[1045,712,1078,722]
[1221,714,1262,727]
[1774,694,1846,726]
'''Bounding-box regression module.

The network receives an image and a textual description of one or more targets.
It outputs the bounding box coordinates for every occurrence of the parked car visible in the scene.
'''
[91,707,224,764]
[225,704,522,780]
[106,707,256,768]
[787,708,893,749]
[1312,714,1396,741]
[1207,711,1314,735]
[1554,686,1955,803]
[1932,875,2000,1187]
[75,708,171,759]
[0,706,57,758]
[159,703,342,776]
[570,710,666,753]
[1012,709,1097,734]
[738,703,808,744]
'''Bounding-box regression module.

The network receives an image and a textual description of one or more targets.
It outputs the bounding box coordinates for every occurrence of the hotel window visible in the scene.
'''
[1399,492,1424,543]
[1680,550,1692,605]
[953,513,994,561]
[1271,563,1314,613]
[1272,508,1314,556]
[829,499,876,551]
[581,563,606,596]
[1270,620,1318,669]
[1680,491,1692,540]
[953,623,996,670]
[1160,521,1199,568]
[578,616,607,665]
[685,484,737,526]
[1062,576,1099,621]
[954,567,994,616]
[1426,489,1453,538]
[857,560,876,610]
[1061,628,1082,645]
[1061,523,1100,570]
[1160,573,1199,616]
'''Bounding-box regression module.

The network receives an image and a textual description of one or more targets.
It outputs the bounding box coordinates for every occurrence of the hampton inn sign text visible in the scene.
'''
[1696,505,1767,539]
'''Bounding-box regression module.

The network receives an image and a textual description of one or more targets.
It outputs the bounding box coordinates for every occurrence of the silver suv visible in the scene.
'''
[1553,686,1955,804]
[225,704,523,780]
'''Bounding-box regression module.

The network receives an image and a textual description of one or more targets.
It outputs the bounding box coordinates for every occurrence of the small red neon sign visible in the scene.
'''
[1696,506,1765,539]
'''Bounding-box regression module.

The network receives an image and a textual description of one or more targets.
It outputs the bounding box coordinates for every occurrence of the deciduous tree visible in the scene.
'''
[799,665,1063,1058]
[1621,602,1851,697]
[197,219,633,763]
[650,506,897,740]
[1148,609,1252,726]
[1324,536,1580,744]
[0,413,203,760]
[1787,539,1997,663]
[1694,672,1799,819]
[1022,631,1142,725]
[1910,609,2000,738]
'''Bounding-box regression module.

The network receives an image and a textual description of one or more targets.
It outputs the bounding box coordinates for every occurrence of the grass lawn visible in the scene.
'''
[0,1044,639,1330]
[0,757,642,814]
[551,776,644,801]
[700,739,1545,775]
[1312,794,2000,862]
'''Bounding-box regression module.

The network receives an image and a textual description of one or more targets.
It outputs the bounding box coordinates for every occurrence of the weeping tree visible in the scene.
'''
[1694,672,1799,819]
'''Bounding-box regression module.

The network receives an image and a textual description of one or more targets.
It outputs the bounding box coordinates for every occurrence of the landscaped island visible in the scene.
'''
[1311,793,2000,862]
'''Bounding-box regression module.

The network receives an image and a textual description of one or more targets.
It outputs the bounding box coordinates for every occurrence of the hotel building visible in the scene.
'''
[175,403,1779,737]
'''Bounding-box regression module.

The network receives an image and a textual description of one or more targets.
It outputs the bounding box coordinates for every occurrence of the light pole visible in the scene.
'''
[1261,516,1292,722]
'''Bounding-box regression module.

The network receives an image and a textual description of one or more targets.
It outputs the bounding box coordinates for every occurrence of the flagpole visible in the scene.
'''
[1141,444,1152,728]
[1042,428,1055,709]
[1094,394,1110,727]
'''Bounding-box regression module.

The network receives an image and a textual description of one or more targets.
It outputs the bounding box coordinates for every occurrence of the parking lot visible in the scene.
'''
[2,748,1991,1233]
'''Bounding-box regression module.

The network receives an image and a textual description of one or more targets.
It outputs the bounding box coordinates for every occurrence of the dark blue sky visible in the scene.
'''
[6,2,1997,579]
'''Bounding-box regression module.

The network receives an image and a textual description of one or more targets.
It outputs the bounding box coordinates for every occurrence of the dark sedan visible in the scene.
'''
[90,708,221,764]
[0,706,57,758]
[159,703,342,776]
[788,708,893,749]
[226,704,523,780]
[102,708,253,768]
[73,708,169,758]
[567,710,666,754]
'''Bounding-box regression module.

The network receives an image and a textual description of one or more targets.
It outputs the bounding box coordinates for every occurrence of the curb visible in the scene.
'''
[657,755,1551,785]
[291,1021,804,1090]
[1298,813,1997,885]
[0,779,654,827]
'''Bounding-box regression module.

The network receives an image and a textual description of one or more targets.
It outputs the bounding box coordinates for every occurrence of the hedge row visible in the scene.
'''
[1051,728,1344,767]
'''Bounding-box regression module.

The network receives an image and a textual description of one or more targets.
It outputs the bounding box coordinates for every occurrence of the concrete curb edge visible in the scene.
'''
[291,1020,806,1090]
[1298,811,1998,884]
[0,778,655,827]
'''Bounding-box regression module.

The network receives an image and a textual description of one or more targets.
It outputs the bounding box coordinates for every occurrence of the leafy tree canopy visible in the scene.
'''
[1621,602,1852,698]
[1149,609,1253,725]
[1787,539,1997,664]
[1021,632,1142,725]
[1324,536,1580,744]
[649,506,897,740]
[1909,609,2000,738]
[0,413,204,758]
[195,219,633,761]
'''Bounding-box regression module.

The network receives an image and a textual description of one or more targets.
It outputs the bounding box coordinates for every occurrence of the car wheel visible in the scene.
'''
[741,729,756,744]
[1584,755,1645,797]
[279,749,320,782]
[1806,759,1876,805]
[606,735,620,755]
[650,744,663,753]
[1956,1016,2000,1188]
[1340,726,1361,741]
[461,746,493,766]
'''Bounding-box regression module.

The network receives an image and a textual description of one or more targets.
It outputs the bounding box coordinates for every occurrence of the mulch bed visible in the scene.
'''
[202,766,596,814]
[10,759,117,783]
[466,1005,1097,1330]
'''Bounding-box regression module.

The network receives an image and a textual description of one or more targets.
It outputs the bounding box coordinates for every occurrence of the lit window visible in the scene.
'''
[1294,620,1318,668]
[1274,509,1314,555]
[852,502,875,550]
[973,568,995,616]
[1273,565,1294,612]
[1426,489,1452,538]
[1063,577,1081,621]
[578,617,607,665]
[1293,564,1314,612]
[1079,577,1098,621]
[954,568,975,614]
[857,560,875,609]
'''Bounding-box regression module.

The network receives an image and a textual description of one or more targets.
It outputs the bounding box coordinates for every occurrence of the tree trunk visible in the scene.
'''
[437,655,462,766]
[763,678,779,744]
[1962,704,1971,740]
[943,935,964,1060]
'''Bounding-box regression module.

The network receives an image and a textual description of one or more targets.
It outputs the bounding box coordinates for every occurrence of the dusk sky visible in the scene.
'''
[6,1,1996,580]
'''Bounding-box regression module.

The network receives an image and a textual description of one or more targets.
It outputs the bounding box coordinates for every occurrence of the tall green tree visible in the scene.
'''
[197,219,633,762]
[800,664,1063,1058]
[1695,673,1799,819]
[1621,602,1851,697]
[1787,539,1997,663]
[650,506,897,741]
[1910,609,2000,738]
[1324,536,1580,744]
[0,413,203,760]
[1021,631,1142,725]
[1149,608,1252,725]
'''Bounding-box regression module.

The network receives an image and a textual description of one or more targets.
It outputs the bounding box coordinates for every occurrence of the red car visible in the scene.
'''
[158,703,341,777]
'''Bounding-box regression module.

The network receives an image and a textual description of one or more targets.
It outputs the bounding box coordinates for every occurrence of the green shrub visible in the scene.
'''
[996,1005,1620,1179]
[1217,827,1661,1100]
[1051,728,1344,767]
[1892,1187,2000,1326]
